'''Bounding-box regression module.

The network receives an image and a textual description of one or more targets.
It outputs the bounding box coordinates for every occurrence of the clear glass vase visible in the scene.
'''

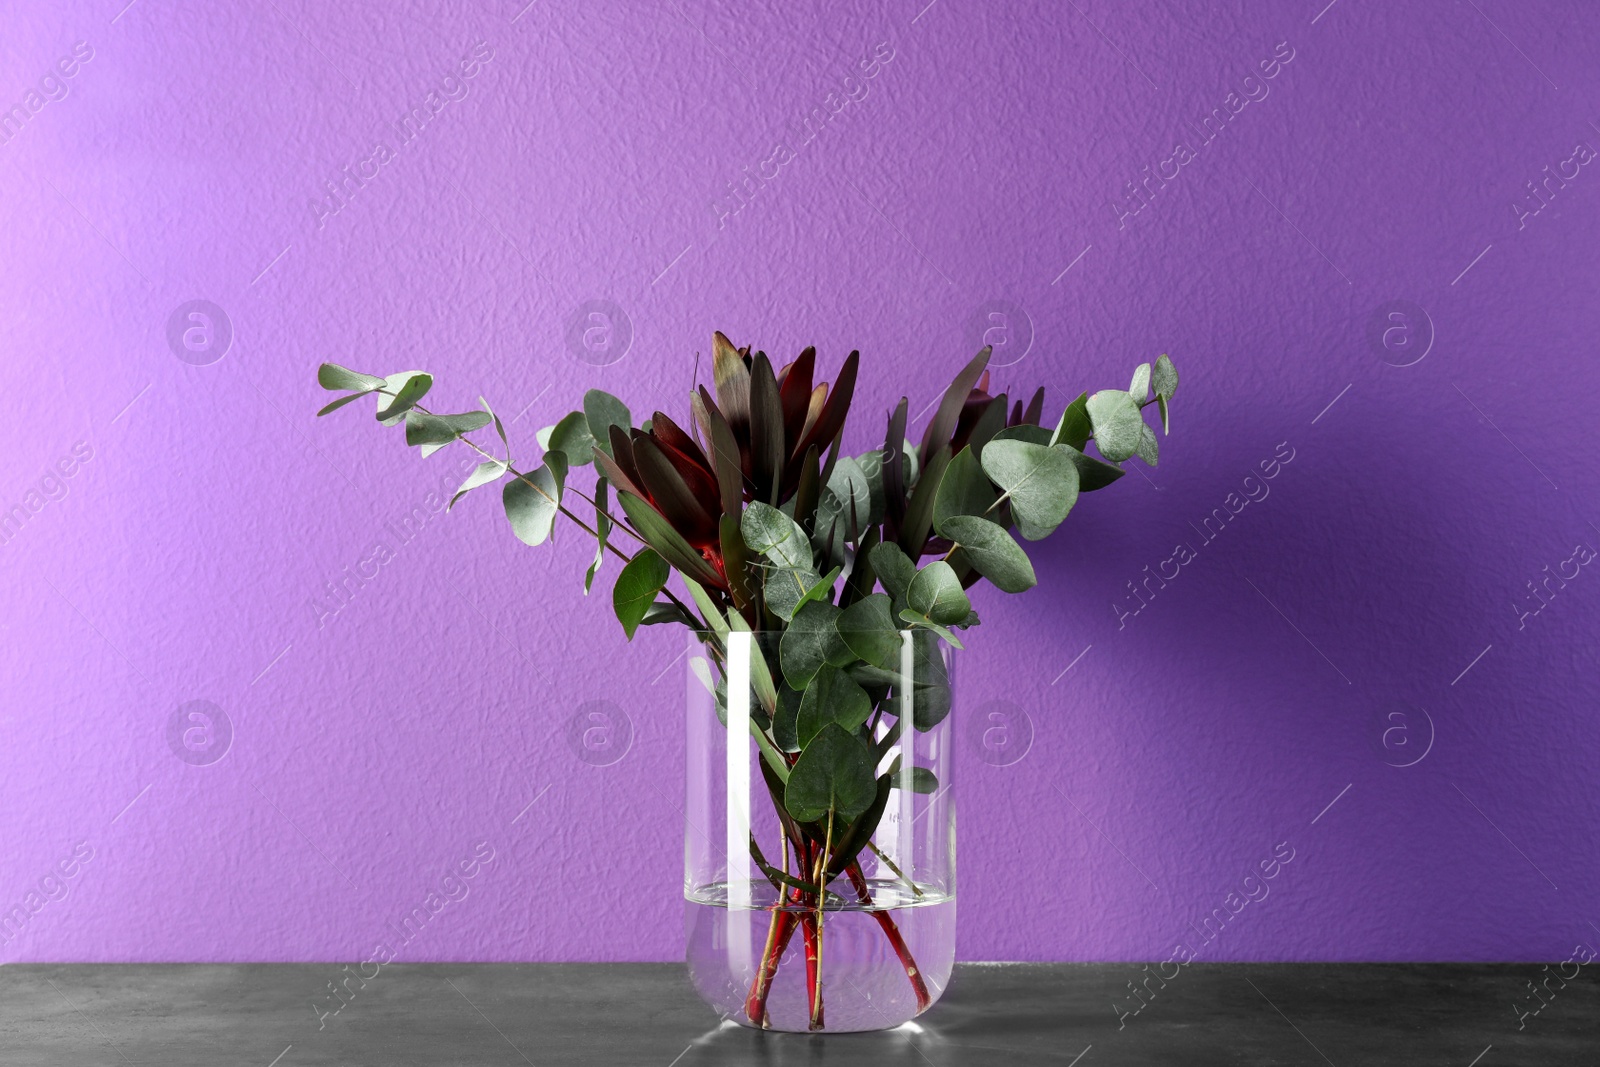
[684,629,956,1032]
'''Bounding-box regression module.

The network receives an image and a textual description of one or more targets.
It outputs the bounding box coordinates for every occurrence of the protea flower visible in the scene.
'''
[593,332,857,593]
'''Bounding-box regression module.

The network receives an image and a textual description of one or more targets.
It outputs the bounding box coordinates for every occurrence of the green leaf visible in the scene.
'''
[1055,442,1125,492]
[1050,391,1092,451]
[906,561,971,626]
[899,628,954,729]
[501,462,565,547]
[405,409,493,447]
[377,372,432,425]
[1086,389,1144,463]
[837,593,902,669]
[638,600,694,628]
[617,491,724,588]
[585,478,610,593]
[545,410,597,466]
[612,548,670,640]
[450,459,508,510]
[796,664,873,748]
[991,423,1052,447]
[898,608,964,650]
[1135,422,1160,466]
[318,363,385,392]
[773,685,804,752]
[783,723,877,824]
[884,757,939,794]
[742,502,813,570]
[584,390,632,456]
[780,599,848,689]
[317,391,373,416]
[979,439,1080,541]
[764,565,824,622]
[932,445,997,530]
[937,515,1036,593]
[869,542,917,607]
[1152,353,1179,400]
[1129,362,1151,402]
[726,617,780,720]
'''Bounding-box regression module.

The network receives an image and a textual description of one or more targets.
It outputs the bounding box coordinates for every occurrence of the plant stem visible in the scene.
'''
[846,862,931,1012]
[809,809,833,1031]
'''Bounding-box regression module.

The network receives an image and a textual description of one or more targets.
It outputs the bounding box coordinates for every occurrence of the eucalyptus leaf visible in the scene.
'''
[1056,441,1126,492]
[584,390,631,456]
[585,479,610,593]
[450,459,508,510]
[780,599,848,688]
[1050,390,1091,451]
[612,548,670,639]
[318,363,385,392]
[764,565,824,623]
[501,462,565,547]
[773,684,804,752]
[884,757,939,794]
[1135,422,1160,466]
[869,542,916,606]
[783,723,877,824]
[897,608,964,650]
[932,445,997,530]
[991,423,1052,447]
[317,391,373,416]
[742,502,813,570]
[936,515,1036,593]
[837,593,901,669]
[546,410,597,466]
[405,409,492,447]
[907,561,970,626]
[1129,362,1151,402]
[1086,389,1144,463]
[796,664,873,748]
[1152,353,1179,400]
[979,439,1080,541]
[377,372,433,425]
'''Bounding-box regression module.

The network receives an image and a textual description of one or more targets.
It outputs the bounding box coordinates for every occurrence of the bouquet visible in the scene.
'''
[316,335,1179,1029]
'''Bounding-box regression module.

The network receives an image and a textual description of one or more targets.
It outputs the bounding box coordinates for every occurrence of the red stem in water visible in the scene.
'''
[800,910,823,1030]
[745,905,799,1026]
[846,862,932,1013]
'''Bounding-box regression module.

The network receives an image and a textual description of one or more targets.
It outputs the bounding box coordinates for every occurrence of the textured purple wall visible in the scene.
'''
[2,0,1597,966]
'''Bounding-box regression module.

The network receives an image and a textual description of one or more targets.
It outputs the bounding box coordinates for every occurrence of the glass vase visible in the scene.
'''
[684,629,956,1032]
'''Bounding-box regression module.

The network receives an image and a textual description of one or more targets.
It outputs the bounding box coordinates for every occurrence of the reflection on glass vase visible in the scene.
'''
[684,629,955,1033]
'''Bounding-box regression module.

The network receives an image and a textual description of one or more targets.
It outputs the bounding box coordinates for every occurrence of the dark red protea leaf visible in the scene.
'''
[602,424,645,496]
[694,384,747,517]
[917,347,990,467]
[784,350,858,486]
[777,346,816,446]
[1022,386,1046,426]
[712,331,751,433]
[649,425,722,518]
[649,411,711,474]
[955,393,1008,457]
[747,352,786,504]
[882,396,909,534]
[631,434,719,548]
[1010,400,1023,424]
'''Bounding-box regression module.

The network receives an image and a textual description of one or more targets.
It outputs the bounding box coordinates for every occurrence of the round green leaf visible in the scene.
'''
[795,664,873,748]
[906,561,971,626]
[783,723,877,824]
[979,439,1080,541]
[584,390,631,456]
[318,363,385,392]
[837,593,901,669]
[938,515,1036,593]
[1085,388,1144,463]
[932,445,997,530]
[612,548,669,639]
[780,599,846,689]
[546,410,597,466]
[502,462,564,547]
[377,372,433,425]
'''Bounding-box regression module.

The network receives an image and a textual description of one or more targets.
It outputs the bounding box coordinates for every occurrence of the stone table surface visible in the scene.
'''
[1,963,1592,1065]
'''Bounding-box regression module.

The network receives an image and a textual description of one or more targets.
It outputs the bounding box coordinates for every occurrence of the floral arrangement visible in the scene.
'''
[316,336,1179,1028]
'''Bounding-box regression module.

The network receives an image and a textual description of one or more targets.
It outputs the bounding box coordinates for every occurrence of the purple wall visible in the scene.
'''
[2,0,1597,965]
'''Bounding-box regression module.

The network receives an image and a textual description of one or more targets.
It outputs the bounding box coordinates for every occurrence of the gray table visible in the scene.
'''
[2,963,1592,1065]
